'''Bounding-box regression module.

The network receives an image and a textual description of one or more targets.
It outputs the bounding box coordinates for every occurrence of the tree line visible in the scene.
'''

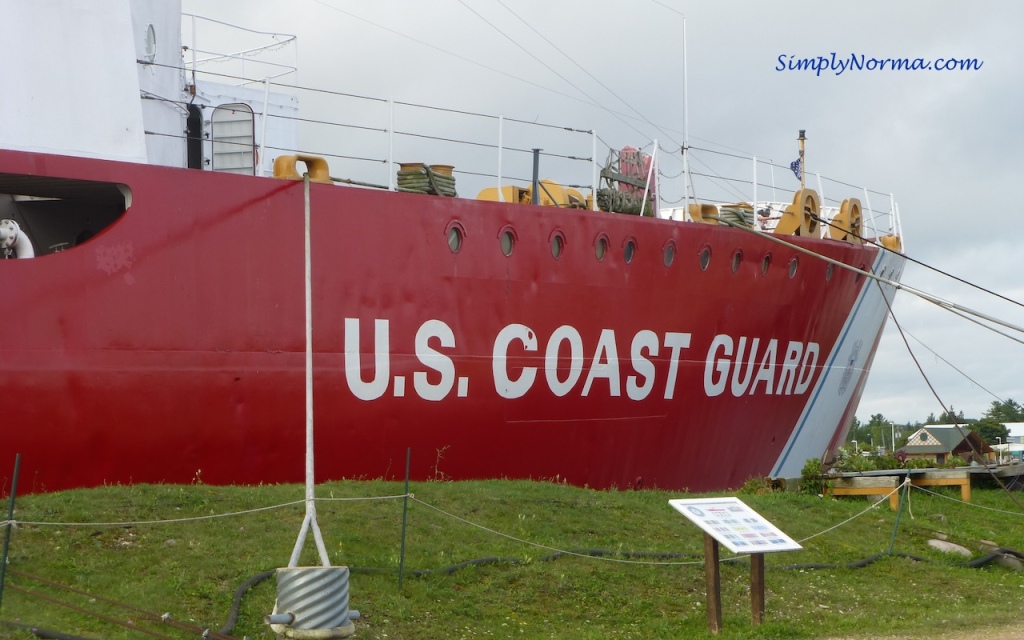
[848,398,1024,451]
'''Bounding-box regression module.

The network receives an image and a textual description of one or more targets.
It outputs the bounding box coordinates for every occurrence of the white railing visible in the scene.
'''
[164,18,898,235]
[181,14,298,84]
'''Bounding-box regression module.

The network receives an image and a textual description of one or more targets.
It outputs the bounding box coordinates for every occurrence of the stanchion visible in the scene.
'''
[399,448,411,589]
[888,478,910,555]
[0,453,22,614]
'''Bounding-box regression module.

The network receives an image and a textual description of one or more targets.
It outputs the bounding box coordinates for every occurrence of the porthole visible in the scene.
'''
[550,230,566,259]
[761,253,772,275]
[595,235,608,261]
[500,230,514,256]
[699,245,711,271]
[445,220,466,254]
[624,239,636,264]
[731,250,743,273]
[663,241,676,267]
[144,24,157,63]
[826,263,835,282]
[788,256,799,278]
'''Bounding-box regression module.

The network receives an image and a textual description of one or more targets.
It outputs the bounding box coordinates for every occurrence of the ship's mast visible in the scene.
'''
[798,129,806,191]
[682,15,691,221]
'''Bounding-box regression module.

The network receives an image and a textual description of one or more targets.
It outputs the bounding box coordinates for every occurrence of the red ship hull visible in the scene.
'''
[0,150,900,494]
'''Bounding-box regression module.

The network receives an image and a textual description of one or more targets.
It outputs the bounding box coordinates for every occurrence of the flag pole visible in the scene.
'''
[798,130,806,192]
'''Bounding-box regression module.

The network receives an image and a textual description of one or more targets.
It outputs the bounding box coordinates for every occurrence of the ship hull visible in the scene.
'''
[0,150,903,494]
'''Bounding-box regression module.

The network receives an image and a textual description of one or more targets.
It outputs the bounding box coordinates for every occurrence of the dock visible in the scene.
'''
[824,465,1024,509]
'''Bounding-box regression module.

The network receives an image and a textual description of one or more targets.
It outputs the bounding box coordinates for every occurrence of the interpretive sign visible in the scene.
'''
[669,496,802,633]
[668,497,801,553]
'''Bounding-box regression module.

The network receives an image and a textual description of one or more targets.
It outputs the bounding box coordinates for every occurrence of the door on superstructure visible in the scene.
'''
[210,103,256,175]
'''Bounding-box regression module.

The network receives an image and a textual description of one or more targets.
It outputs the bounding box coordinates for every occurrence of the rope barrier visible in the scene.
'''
[795,487,896,544]
[6,482,1019,569]
[13,499,306,528]
[13,494,408,528]
[409,496,702,567]
[8,482,1024,640]
[909,482,1024,516]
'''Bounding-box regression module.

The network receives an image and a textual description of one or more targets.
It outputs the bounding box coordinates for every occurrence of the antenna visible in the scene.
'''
[682,15,691,221]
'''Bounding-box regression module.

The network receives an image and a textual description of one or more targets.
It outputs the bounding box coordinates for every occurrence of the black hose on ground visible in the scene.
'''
[217,568,275,636]
[218,545,1024,635]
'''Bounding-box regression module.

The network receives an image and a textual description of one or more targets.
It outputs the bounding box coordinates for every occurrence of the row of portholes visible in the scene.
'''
[699,246,800,279]
[700,246,865,281]
[448,222,647,265]
[446,221,863,280]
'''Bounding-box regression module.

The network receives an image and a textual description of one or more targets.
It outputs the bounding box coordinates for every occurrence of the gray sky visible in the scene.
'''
[182,0,1024,426]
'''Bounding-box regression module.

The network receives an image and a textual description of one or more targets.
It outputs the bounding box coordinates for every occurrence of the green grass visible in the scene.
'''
[2,480,1024,639]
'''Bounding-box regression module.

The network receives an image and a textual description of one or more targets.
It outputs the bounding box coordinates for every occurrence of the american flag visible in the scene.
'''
[790,157,802,181]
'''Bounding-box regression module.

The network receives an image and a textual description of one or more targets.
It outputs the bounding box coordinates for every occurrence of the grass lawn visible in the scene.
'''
[2,479,1023,639]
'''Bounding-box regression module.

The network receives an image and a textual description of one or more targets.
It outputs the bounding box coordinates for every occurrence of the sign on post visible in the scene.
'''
[669,497,801,634]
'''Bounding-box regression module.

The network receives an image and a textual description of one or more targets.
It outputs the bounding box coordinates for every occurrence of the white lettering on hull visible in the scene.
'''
[343,319,820,403]
[704,334,819,398]
[345,318,390,401]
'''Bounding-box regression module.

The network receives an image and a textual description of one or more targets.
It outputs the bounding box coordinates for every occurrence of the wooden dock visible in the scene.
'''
[827,469,973,510]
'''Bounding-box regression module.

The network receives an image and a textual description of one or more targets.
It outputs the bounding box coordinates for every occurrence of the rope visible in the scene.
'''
[410,491,898,567]
[900,329,1005,404]
[713,215,1024,342]
[909,483,1024,516]
[317,493,410,502]
[715,207,755,228]
[874,276,1024,510]
[9,569,237,639]
[5,583,179,640]
[13,494,408,528]
[812,212,1024,315]
[14,499,305,528]
[795,486,898,543]
[410,496,701,566]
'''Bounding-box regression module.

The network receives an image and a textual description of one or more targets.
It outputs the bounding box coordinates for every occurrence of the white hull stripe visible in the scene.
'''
[771,249,901,477]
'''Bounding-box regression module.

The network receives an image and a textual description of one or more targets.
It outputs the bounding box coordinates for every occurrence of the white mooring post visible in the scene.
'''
[269,174,358,639]
[289,172,330,569]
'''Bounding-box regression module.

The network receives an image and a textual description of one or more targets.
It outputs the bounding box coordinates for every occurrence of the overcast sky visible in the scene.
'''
[182,0,1024,426]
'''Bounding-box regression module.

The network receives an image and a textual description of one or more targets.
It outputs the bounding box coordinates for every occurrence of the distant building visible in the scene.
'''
[996,422,1024,461]
[1005,423,1024,444]
[900,425,992,465]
